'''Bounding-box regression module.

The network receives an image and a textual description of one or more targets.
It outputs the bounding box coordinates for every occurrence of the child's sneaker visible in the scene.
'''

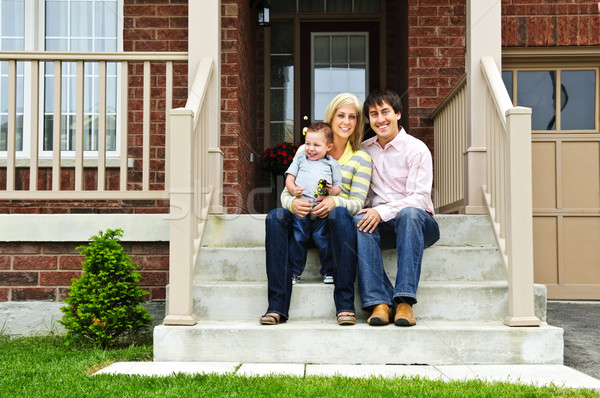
[292,274,301,285]
[323,275,334,284]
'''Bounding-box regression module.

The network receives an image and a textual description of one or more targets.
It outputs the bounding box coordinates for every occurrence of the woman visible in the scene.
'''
[260,92,372,326]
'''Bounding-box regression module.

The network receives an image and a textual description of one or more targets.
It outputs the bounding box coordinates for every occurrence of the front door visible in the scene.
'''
[298,21,379,141]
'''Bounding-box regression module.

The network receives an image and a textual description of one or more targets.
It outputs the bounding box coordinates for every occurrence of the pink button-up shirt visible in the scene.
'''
[362,128,435,222]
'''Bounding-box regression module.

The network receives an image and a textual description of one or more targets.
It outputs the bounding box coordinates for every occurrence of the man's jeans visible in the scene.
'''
[265,206,357,320]
[289,214,333,277]
[355,207,440,309]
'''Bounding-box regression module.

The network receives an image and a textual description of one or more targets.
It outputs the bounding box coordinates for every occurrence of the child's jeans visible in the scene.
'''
[289,214,333,277]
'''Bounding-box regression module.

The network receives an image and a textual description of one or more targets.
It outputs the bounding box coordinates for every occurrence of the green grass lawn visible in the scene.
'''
[0,335,597,398]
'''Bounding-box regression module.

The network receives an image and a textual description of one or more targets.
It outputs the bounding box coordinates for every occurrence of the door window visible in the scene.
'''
[312,32,367,121]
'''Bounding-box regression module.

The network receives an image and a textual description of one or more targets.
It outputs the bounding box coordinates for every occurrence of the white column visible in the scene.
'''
[465,0,502,214]
[189,0,223,213]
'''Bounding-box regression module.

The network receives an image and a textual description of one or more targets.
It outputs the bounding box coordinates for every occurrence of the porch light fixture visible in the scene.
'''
[255,0,270,27]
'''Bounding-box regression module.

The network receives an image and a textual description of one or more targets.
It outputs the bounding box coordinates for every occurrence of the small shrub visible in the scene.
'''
[59,228,152,347]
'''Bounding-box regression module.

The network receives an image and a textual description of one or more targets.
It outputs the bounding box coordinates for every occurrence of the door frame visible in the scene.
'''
[298,21,380,143]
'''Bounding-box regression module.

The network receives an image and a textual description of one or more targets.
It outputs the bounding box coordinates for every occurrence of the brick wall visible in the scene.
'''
[407,0,467,150]
[221,0,260,214]
[123,0,188,199]
[0,200,169,214]
[502,0,600,47]
[0,242,168,302]
[0,1,185,303]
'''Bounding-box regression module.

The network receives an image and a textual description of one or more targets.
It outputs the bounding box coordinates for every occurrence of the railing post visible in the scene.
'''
[164,108,198,326]
[504,107,540,327]
[465,0,501,214]
[189,0,223,213]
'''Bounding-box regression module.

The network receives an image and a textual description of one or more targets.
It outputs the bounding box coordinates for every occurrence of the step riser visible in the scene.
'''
[190,283,547,322]
[153,324,563,365]
[201,215,497,247]
[196,246,505,282]
[156,214,562,366]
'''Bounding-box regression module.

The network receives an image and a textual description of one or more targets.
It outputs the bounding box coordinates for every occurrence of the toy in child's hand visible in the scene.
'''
[315,179,329,198]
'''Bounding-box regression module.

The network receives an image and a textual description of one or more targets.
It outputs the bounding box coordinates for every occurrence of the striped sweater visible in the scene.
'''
[281,142,372,215]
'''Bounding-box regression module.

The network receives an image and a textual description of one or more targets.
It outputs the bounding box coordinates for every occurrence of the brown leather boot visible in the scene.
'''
[394,303,416,326]
[367,304,392,326]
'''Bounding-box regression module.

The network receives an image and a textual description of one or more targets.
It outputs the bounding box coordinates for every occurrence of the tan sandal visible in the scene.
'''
[337,312,356,326]
[259,313,285,325]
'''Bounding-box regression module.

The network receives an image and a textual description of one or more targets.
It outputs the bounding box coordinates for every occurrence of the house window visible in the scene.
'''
[43,0,120,152]
[502,68,598,133]
[0,0,122,155]
[269,19,294,144]
[0,0,25,151]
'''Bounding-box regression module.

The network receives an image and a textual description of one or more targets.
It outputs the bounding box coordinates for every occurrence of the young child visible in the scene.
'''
[284,122,342,284]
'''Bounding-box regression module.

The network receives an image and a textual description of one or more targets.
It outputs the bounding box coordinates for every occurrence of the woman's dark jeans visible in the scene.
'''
[265,206,358,320]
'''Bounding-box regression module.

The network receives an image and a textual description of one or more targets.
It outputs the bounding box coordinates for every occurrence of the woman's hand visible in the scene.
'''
[312,196,335,218]
[291,197,313,217]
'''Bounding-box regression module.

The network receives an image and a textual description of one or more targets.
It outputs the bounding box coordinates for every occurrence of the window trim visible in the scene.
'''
[1,0,124,160]
[503,48,600,135]
[502,66,599,134]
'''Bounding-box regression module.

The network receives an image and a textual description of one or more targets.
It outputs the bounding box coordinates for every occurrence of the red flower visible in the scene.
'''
[261,142,298,174]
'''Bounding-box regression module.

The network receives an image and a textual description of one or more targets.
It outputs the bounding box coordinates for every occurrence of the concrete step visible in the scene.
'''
[196,246,505,282]
[201,214,497,248]
[191,282,548,322]
[153,320,563,365]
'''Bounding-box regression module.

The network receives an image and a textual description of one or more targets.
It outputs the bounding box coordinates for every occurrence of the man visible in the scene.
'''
[355,89,440,327]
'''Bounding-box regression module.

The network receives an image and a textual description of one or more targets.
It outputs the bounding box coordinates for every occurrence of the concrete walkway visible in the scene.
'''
[94,301,600,390]
[95,362,600,390]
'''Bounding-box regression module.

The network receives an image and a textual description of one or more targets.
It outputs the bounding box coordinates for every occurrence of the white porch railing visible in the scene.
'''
[163,58,215,326]
[432,58,540,327]
[431,75,466,213]
[480,56,539,327]
[0,51,187,199]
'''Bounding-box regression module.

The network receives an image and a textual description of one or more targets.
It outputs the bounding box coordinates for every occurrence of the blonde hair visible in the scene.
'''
[322,93,365,152]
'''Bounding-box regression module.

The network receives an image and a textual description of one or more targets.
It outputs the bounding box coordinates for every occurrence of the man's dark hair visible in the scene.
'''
[363,89,403,115]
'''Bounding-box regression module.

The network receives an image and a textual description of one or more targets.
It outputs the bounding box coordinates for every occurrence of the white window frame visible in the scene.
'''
[1,0,124,161]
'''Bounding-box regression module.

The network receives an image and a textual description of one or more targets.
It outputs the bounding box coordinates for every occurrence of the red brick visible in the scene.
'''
[13,256,58,270]
[124,5,156,16]
[132,242,169,256]
[40,271,81,286]
[0,243,41,254]
[139,271,168,286]
[42,242,81,254]
[0,256,10,270]
[148,287,166,300]
[143,256,169,270]
[59,256,85,270]
[156,5,187,16]
[0,288,8,301]
[12,288,56,301]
